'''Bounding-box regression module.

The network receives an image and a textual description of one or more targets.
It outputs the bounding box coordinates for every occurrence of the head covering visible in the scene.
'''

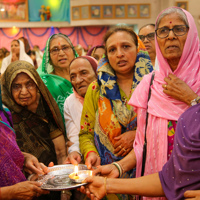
[1,40,34,74]
[86,45,105,57]
[130,7,200,120]
[1,60,64,132]
[69,56,98,104]
[159,104,200,199]
[40,33,79,74]
[70,55,98,75]
[150,7,200,120]
[128,6,200,182]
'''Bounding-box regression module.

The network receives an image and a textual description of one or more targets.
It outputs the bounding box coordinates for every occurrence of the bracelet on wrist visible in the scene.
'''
[112,162,122,177]
[86,151,99,159]
[191,96,200,106]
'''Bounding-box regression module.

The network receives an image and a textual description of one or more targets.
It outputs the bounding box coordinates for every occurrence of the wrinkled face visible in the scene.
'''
[50,37,75,70]
[93,47,105,62]
[11,73,38,108]
[11,41,20,55]
[139,25,156,58]
[157,13,188,64]
[106,31,137,76]
[70,58,96,97]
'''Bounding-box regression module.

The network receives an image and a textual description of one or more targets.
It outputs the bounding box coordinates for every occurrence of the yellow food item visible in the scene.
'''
[74,175,79,179]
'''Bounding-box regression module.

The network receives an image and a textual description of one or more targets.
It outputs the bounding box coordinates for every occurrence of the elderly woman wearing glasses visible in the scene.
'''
[38,33,79,124]
[80,7,200,200]
[138,24,156,67]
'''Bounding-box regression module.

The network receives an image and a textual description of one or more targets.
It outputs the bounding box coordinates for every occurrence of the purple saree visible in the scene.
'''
[0,121,26,187]
[159,104,200,199]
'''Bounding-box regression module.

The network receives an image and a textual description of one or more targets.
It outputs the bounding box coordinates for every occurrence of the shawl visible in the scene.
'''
[0,121,26,187]
[95,38,153,165]
[37,33,79,123]
[1,60,65,165]
[1,40,33,74]
[128,7,200,199]
[159,104,200,199]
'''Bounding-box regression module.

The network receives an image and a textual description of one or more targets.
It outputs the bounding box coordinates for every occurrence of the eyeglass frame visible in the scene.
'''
[49,45,72,55]
[155,25,189,39]
[138,32,155,42]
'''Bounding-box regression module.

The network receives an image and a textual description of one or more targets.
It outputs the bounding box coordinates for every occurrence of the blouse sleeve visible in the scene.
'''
[64,97,81,154]
[79,81,100,161]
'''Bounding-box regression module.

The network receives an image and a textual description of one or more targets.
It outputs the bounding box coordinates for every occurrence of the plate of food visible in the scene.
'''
[28,164,92,191]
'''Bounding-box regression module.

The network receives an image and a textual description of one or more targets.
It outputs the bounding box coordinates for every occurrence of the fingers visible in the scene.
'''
[114,135,122,140]
[48,162,54,167]
[83,176,93,184]
[39,163,49,174]
[64,157,71,164]
[79,186,86,194]
[93,166,102,175]
[85,159,92,169]
[184,190,200,198]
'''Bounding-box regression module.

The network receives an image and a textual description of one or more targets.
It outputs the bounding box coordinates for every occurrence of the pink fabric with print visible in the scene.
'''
[129,7,200,200]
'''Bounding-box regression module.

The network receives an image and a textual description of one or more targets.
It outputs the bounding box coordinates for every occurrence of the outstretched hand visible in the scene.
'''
[64,151,82,165]
[23,152,53,175]
[93,164,119,178]
[85,152,101,169]
[80,176,106,200]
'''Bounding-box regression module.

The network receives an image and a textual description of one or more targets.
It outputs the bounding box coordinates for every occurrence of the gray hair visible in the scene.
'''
[156,7,189,29]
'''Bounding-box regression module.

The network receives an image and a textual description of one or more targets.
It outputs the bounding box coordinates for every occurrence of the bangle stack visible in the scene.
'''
[112,162,124,177]
[104,177,108,196]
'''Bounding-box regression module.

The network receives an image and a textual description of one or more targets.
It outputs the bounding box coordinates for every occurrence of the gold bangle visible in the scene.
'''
[104,177,108,196]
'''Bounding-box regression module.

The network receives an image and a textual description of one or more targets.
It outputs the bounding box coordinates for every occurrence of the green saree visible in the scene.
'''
[37,33,79,124]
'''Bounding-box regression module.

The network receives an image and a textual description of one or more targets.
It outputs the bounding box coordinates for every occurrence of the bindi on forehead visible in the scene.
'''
[170,21,172,24]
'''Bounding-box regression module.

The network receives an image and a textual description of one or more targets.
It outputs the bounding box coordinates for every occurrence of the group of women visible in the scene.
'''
[0,6,200,200]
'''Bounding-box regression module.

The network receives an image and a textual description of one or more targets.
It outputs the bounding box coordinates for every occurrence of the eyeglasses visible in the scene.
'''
[156,25,189,39]
[50,45,72,55]
[138,32,155,42]
[12,81,37,92]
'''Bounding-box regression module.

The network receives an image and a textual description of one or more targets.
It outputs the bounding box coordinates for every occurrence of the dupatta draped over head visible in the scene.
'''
[94,38,153,165]
[1,61,65,165]
[37,33,79,122]
[129,7,200,183]
[1,40,33,74]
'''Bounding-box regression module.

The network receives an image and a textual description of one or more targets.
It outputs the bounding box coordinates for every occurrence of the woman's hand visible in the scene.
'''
[64,151,82,165]
[114,130,136,157]
[82,176,107,200]
[162,74,197,106]
[23,152,49,175]
[85,152,101,169]
[184,190,200,200]
[2,181,49,200]
[93,164,119,178]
